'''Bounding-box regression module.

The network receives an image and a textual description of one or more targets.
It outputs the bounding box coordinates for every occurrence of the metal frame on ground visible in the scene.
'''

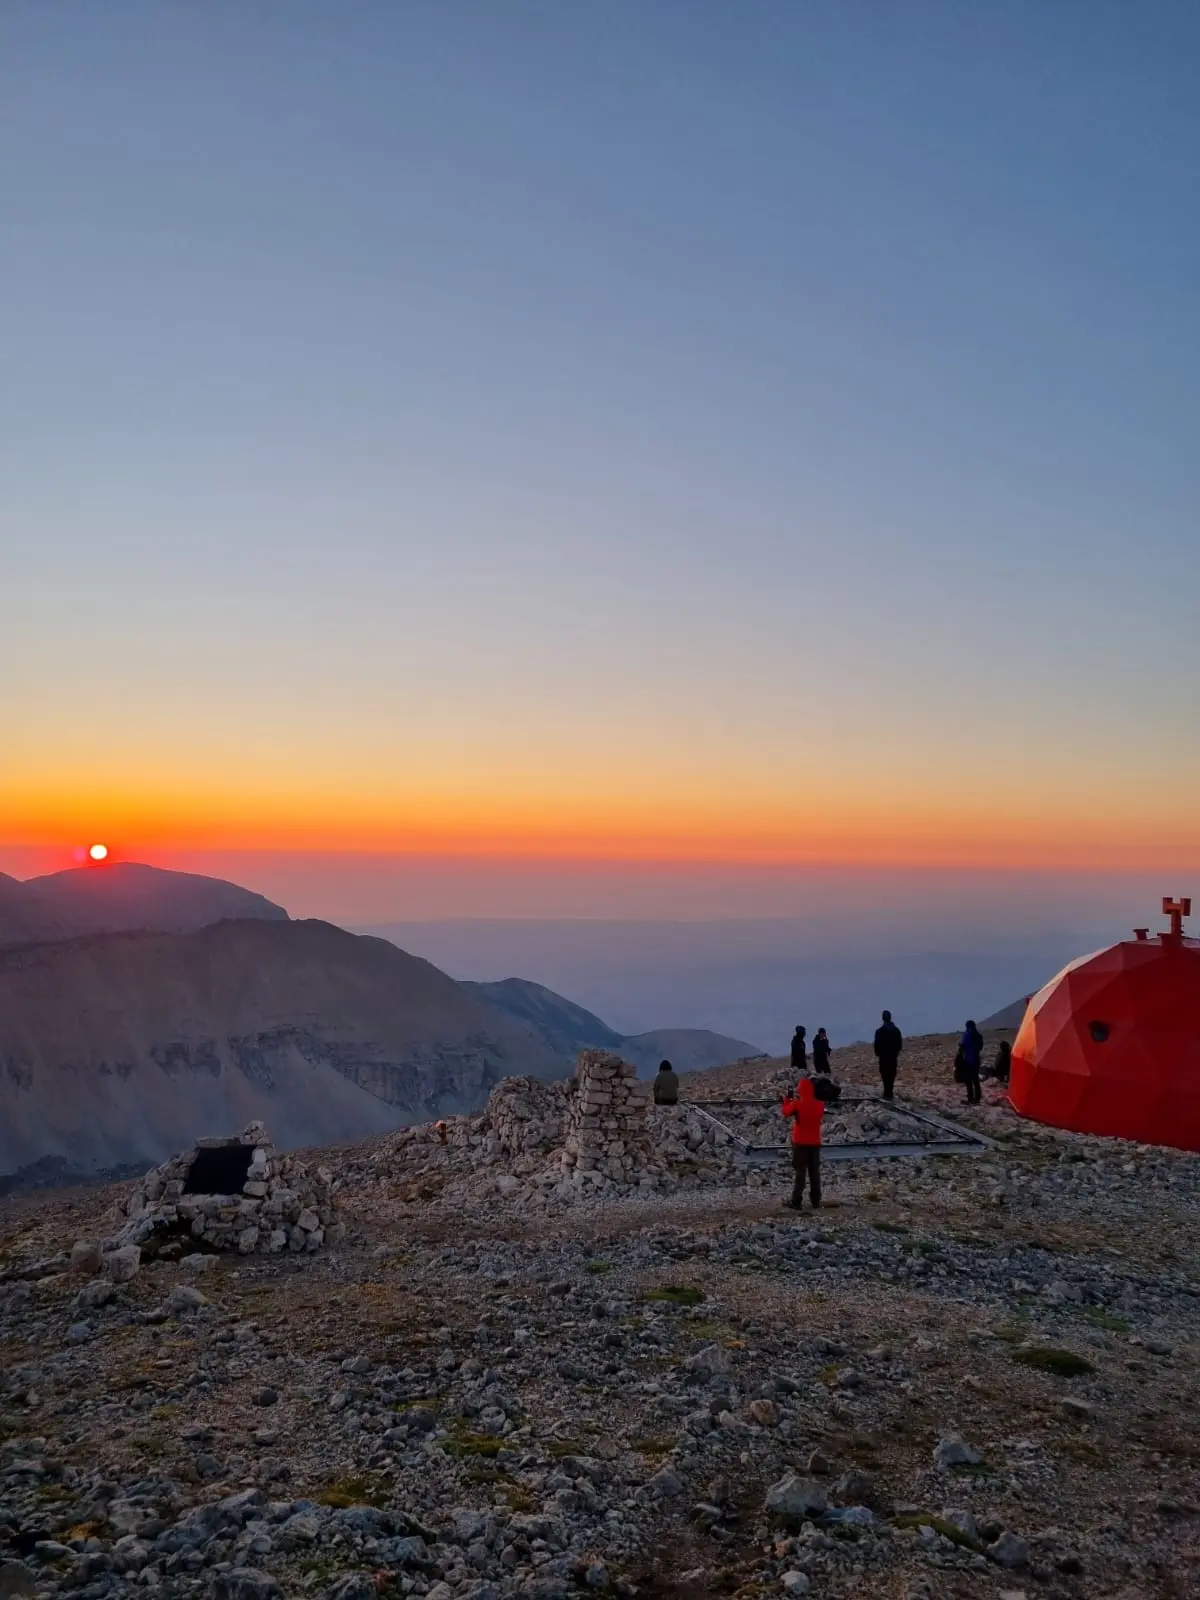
[687,1095,998,1164]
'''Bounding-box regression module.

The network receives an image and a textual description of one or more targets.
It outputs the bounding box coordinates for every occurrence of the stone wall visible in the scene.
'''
[109,1121,343,1258]
[485,1075,570,1157]
[558,1049,657,1185]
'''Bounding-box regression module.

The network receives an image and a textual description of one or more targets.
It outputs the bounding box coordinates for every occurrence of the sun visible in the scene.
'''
[88,843,109,862]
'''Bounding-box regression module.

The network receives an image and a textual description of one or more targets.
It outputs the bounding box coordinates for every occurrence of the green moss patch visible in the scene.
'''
[1012,1346,1094,1377]
[642,1284,706,1307]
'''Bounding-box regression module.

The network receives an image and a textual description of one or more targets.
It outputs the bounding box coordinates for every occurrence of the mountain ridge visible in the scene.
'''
[0,861,288,946]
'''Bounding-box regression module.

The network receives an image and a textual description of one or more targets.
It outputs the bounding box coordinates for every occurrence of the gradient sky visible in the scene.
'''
[4,2,1199,906]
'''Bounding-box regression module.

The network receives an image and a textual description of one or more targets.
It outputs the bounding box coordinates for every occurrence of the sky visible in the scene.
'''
[4,1,1199,919]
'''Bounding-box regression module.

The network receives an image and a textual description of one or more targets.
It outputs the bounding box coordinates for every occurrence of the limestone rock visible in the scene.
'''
[765,1474,828,1526]
[70,1238,103,1274]
[104,1245,141,1283]
[934,1433,982,1468]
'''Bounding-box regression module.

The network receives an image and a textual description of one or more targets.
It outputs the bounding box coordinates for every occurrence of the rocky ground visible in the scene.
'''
[2,1032,1197,1600]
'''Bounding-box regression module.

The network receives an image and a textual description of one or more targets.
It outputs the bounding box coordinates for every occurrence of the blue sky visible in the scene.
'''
[4,1,1198,899]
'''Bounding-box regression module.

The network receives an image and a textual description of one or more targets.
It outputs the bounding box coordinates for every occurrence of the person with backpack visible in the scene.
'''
[781,1076,824,1209]
[789,1026,807,1072]
[958,1020,984,1104]
[873,1010,903,1099]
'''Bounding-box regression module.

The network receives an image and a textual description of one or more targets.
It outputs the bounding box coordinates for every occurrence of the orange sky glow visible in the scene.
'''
[6,781,1198,874]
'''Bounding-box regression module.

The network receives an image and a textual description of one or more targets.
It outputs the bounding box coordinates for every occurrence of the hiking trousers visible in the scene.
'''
[963,1069,981,1105]
[791,1144,821,1208]
[879,1058,898,1099]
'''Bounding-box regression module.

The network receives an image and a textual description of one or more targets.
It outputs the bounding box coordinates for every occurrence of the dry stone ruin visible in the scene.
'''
[106,1120,343,1263]
[388,1050,732,1208]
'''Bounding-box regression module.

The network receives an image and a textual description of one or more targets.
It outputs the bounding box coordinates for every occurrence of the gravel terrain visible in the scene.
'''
[2,1032,1197,1600]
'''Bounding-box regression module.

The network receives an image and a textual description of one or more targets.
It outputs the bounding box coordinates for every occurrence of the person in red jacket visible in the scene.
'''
[781,1076,824,1209]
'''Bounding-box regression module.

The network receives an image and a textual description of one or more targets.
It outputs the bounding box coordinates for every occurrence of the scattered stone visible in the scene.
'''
[0,1562,36,1600]
[1060,1397,1097,1421]
[212,1569,282,1600]
[934,1433,982,1469]
[941,1507,980,1542]
[104,1244,141,1283]
[989,1531,1031,1569]
[686,1343,728,1378]
[69,1239,103,1274]
[644,1466,684,1498]
[168,1284,209,1313]
[765,1474,828,1526]
[836,1469,875,1502]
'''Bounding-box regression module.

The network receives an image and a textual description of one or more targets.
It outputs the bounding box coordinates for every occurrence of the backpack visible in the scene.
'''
[953,1046,967,1084]
[812,1074,841,1104]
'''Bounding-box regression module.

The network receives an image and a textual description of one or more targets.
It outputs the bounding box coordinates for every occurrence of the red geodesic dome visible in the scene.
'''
[1010,915,1200,1153]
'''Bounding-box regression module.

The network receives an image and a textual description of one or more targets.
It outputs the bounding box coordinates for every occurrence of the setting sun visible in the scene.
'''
[87,843,109,862]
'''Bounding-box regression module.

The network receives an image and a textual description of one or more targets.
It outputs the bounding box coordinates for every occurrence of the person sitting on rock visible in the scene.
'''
[653,1059,679,1106]
[781,1076,824,1209]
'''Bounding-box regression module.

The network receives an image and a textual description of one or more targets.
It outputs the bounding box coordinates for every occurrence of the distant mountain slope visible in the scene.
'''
[979,996,1031,1030]
[0,918,564,1183]
[0,873,75,945]
[460,976,762,1075]
[460,977,623,1058]
[618,1028,766,1076]
[0,862,288,946]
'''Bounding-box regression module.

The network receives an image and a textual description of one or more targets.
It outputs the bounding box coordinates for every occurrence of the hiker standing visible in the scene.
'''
[781,1076,824,1209]
[992,1039,1012,1086]
[790,1025,808,1072]
[959,1020,983,1104]
[653,1059,679,1106]
[873,1010,903,1100]
[812,1027,832,1075]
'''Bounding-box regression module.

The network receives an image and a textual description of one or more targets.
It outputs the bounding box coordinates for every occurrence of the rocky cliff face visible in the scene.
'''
[0,918,565,1185]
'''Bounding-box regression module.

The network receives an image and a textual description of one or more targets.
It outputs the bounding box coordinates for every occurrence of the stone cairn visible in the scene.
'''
[107,1121,343,1265]
[558,1049,657,1186]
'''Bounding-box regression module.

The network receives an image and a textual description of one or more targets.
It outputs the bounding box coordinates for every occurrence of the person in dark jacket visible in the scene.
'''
[812,1027,831,1074]
[653,1060,679,1106]
[781,1077,824,1209]
[873,1010,903,1099]
[959,1020,983,1104]
[789,1026,808,1072]
[992,1039,1012,1086]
